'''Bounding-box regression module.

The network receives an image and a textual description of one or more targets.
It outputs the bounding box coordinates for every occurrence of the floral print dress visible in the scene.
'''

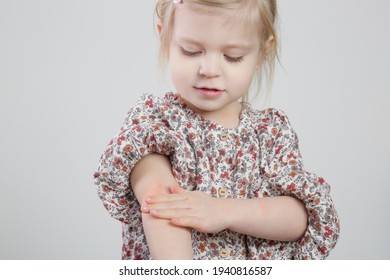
[93,92,340,260]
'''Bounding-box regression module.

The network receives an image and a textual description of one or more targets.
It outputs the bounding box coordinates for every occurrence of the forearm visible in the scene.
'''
[224,196,308,242]
[142,213,193,259]
[130,154,193,259]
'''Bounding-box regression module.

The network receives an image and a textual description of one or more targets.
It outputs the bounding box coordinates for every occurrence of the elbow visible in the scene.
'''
[297,207,340,258]
[286,219,308,243]
[288,198,309,242]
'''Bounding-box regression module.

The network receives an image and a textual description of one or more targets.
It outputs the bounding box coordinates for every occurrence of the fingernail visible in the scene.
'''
[141,205,149,212]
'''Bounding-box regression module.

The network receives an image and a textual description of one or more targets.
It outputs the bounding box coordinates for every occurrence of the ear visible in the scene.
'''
[157,22,163,38]
[256,36,275,69]
[264,35,275,55]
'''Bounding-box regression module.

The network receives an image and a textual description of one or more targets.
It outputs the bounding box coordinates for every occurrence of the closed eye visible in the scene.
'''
[181,47,244,63]
[224,55,244,63]
[180,47,201,57]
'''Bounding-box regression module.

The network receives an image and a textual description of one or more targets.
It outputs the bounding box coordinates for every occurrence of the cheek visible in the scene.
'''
[169,53,196,88]
[228,66,257,91]
[169,62,186,90]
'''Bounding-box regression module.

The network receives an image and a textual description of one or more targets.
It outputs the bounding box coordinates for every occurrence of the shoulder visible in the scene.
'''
[245,106,293,131]
[129,92,187,115]
[245,107,300,161]
[121,92,194,130]
[132,93,165,114]
[244,106,299,149]
[119,93,166,129]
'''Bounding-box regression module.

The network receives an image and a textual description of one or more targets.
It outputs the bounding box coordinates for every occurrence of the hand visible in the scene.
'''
[141,183,228,234]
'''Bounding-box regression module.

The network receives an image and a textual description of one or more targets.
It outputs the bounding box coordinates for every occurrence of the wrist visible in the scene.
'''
[222,198,255,232]
[217,198,237,231]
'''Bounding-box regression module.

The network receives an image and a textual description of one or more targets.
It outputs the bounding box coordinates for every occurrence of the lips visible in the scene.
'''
[194,87,225,98]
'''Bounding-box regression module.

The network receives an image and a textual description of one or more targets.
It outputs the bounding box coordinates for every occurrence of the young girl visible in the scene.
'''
[93,0,340,260]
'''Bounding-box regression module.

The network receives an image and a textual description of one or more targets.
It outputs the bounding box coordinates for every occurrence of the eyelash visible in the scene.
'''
[225,55,244,63]
[180,48,201,57]
[180,47,244,63]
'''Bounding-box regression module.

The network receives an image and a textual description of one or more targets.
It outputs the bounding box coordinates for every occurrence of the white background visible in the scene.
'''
[0,0,389,259]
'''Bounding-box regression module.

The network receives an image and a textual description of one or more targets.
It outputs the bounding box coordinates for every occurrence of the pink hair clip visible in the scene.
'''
[173,0,183,4]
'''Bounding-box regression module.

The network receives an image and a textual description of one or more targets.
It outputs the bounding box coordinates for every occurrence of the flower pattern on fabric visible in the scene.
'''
[93,92,340,260]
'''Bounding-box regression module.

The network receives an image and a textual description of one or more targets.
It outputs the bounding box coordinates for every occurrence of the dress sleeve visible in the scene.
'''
[258,109,340,259]
[92,94,180,223]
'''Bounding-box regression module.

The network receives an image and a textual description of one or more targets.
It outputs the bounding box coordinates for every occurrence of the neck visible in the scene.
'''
[199,102,242,129]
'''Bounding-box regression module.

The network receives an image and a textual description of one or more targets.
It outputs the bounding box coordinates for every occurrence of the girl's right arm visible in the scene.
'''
[93,94,194,259]
[130,153,193,260]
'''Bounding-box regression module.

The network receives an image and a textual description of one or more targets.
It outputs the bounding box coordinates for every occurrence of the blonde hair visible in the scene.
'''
[155,0,279,103]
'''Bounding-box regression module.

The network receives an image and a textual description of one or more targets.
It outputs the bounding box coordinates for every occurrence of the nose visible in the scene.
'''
[199,54,221,78]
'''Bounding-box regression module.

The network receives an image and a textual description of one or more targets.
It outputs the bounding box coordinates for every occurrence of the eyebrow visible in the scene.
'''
[178,36,252,50]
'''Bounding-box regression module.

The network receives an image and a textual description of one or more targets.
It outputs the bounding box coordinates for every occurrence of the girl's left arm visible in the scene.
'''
[144,186,308,241]
[223,196,308,242]
[256,109,340,258]
[229,110,340,258]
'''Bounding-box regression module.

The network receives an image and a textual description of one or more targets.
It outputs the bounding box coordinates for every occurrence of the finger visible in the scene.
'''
[146,200,190,211]
[149,208,191,220]
[145,193,187,204]
[140,205,151,213]
[170,182,187,194]
[171,216,203,230]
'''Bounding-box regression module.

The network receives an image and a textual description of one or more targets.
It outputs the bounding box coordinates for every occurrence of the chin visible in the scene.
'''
[194,103,226,113]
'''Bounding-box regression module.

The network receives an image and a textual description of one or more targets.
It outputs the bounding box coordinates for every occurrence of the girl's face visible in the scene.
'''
[168,5,261,123]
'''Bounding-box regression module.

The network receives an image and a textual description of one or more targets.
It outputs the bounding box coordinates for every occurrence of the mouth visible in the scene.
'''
[194,87,225,98]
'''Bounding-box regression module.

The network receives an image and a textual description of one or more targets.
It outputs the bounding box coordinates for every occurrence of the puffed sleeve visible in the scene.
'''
[258,109,340,259]
[92,93,181,223]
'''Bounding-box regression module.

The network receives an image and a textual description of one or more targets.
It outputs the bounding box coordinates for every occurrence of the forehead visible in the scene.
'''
[172,5,259,48]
